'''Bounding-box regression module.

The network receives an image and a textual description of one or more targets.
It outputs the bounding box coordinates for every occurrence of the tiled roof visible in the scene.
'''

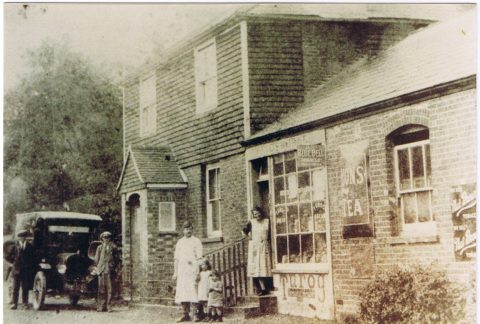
[249,9,476,141]
[125,4,473,84]
[117,146,186,190]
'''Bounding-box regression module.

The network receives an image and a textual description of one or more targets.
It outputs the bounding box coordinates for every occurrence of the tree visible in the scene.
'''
[4,40,123,233]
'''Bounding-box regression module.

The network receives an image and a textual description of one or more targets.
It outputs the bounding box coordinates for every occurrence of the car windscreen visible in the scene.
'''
[45,219,100,254]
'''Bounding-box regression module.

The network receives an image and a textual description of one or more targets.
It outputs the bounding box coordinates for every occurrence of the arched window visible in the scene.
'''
[389,125,435,237]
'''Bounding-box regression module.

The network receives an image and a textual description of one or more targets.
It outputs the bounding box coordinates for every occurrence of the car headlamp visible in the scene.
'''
[57,264,67,274]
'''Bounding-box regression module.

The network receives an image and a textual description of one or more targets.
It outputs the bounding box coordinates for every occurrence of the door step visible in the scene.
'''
[226,295,277,319]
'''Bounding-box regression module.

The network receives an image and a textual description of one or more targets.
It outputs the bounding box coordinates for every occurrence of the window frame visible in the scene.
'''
[158,202,176,232]
[393,139,435,237]
[206,165,222,238]
[270,151,329,272]
[194,39,218,115]
[139,74,157,137]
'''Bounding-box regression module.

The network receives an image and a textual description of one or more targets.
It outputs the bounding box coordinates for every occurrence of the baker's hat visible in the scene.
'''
[182,221,193,229]
[100,231,112,239]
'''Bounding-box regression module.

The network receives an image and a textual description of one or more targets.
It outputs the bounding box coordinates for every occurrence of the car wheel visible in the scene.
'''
[32,271,46,310]
[69,294,80,306]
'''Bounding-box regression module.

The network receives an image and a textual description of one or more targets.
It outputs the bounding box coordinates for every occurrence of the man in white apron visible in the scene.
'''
[173,221,203,322]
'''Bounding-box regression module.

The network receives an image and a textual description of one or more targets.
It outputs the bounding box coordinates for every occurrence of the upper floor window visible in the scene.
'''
[159,202,176,232]
[194,40,218,114]
[139,74,156,137]
[391,125,434,237]
[206,166,221,237]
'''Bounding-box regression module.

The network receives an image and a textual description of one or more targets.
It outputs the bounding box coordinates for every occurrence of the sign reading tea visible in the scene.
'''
[339,140,370,225]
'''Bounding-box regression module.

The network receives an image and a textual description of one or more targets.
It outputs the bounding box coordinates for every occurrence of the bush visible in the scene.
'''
[359,265,466,323]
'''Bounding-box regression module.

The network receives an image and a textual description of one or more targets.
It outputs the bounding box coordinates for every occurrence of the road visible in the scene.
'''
[3,287,330,324]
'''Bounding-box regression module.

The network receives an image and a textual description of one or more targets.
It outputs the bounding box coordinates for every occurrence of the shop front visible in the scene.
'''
[246,129,334,319]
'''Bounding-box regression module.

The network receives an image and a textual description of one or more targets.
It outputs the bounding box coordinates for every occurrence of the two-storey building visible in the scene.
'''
[117,4,475,320]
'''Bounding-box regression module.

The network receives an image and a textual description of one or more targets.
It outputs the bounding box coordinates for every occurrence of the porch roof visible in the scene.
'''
[116,146,187,192]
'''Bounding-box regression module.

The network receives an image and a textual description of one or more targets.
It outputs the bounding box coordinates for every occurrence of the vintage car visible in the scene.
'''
[4,211,103,310]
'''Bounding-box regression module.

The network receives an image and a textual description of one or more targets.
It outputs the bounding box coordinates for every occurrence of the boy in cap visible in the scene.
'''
[95,231,117,312]
[8,229,35,310]
[172,221,203,322]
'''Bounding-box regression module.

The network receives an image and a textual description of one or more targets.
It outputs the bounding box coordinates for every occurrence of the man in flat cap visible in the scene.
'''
[172,221,203,322]
[8,229,35,310]
[95,231,117,312]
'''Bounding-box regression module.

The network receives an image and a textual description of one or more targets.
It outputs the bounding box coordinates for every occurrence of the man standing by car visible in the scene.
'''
[8,229,35,310]
[95,231,117,312]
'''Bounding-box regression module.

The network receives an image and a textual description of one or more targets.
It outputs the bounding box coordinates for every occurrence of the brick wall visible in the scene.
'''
[182,153,249,253]
[325,88,476,316]
[247,19,428,134]
[302,20,426,93]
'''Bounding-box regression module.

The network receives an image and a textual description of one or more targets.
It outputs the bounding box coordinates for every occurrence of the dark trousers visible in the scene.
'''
[197,301,207,318]
[97,273,112,310]
[12,273,29,306]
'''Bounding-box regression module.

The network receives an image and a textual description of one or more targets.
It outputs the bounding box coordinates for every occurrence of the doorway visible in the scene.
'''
[127,193,142,300]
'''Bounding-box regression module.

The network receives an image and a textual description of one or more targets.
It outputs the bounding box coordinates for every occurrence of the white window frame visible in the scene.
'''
[158,202,176,232]
[206,165,221,237]
[393,139,435,237]
[270,151,330,272]
[139,74,157,137]
[194,39,218,115]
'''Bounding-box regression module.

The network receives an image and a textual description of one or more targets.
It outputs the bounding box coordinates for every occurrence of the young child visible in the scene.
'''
[195,258,212,322]
[207,270,224,322]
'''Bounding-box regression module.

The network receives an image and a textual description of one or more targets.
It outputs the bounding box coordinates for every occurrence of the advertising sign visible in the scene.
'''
[298,144,325,168]
[274,272,333,319]
[451,183,476,261]
[339,140,370,225]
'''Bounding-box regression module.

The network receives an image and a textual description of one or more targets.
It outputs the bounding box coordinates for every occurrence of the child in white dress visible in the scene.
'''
[195,258,212,322]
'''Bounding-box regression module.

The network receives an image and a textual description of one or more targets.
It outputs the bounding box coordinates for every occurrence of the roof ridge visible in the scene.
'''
[131,145,171,151]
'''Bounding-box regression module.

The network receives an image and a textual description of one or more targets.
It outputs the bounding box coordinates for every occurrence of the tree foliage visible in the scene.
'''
[4,40,123,233]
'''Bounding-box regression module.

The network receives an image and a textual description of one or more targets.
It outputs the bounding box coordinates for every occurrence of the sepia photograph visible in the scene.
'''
[3,3,477,323]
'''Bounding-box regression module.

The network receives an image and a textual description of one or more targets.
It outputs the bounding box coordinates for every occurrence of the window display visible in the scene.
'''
[272,151,328,264]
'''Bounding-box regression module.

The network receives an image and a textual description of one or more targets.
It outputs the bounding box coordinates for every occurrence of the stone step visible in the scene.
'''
[225,303,263,319]
[226,294,278,319]
[237,294,276,305]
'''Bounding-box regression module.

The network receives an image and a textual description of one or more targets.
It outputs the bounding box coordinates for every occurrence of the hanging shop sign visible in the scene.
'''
[298,144,326,168]
[339,140,370,225]
[451,183,476,261]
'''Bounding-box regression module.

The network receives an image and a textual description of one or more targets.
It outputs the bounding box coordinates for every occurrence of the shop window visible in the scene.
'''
[139,74,157,137]
[159,202,176,232]
[391,125,434,237]
[195,40,218,114]
[272,151,328,266]
[207,166,221,237]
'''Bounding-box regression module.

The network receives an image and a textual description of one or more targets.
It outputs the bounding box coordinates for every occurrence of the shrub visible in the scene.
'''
[359,265,466,323]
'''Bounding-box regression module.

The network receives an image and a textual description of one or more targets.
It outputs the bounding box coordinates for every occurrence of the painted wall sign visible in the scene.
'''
[339,140,370,225]
[451,183,476,261]
[298,144,326,168]
[274,272,333,319]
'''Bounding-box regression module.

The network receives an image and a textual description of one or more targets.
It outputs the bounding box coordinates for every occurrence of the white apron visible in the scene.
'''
[247,218,272,277]
[174,236,203,303]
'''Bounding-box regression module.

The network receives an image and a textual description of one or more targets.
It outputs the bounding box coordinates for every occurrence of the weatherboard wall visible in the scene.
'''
[123,24,245,169]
